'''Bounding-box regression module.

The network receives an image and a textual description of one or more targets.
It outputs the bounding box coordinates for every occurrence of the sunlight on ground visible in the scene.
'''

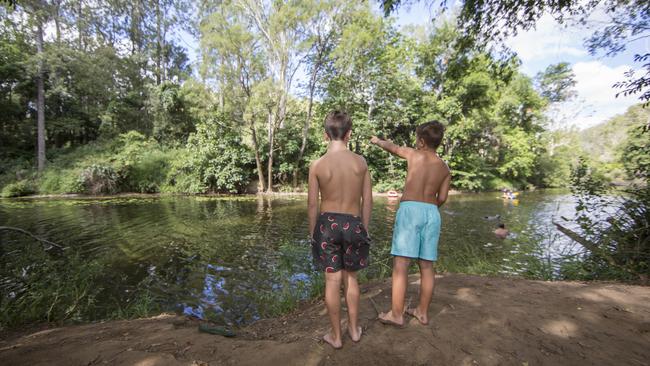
[541,319,578,338]
[456,288,481,306]
[578,288,649,309]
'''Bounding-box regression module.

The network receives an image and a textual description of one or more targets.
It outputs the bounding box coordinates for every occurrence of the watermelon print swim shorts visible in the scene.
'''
[311,212,371,273]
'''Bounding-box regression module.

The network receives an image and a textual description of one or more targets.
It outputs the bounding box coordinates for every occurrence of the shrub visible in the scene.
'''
[79,165,118,195]
[39,169,84,194]
[1,180,36,197]
[559,157,650,282]
[111,131,174,193]
[166,120,254,193]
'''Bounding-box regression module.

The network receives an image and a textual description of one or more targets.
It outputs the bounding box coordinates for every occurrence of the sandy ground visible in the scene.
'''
[1,273,649,366]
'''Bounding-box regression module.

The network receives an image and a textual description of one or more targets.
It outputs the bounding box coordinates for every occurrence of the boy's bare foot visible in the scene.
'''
[348,325,362,342]
[378,311,405,328]
[323,332,343,349]
[406,308,429,325]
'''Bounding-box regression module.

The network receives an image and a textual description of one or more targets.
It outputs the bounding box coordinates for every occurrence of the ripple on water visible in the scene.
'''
[0,191,577,325]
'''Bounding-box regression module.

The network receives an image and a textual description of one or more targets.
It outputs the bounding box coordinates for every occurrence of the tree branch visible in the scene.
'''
[0,226,64,250]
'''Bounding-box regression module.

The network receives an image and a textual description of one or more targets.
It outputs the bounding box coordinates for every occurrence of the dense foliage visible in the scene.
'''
[1,0,597,195]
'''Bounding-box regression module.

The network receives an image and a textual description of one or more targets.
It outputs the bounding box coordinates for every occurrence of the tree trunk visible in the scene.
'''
[155,0,163,85]
[53,0,61,42]
[293,61,320,187]
[250,122,265,192]
[76,0,84,50]
[553,221,639,279]
[36,18,46,173]
[266,110,275,192]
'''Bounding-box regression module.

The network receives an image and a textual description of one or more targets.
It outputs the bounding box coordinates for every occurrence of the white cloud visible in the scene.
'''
[564,61,639,128]
[506,14,589,64]
[504,12,641,129]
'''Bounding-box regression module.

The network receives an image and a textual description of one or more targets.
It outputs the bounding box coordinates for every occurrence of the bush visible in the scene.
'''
[1,180,36,197]
[80,165,118,195]
[166,120,254,193]
[125,150,171,193]
[561,158,650,282]
[110,131,176,193]
[39,169,84,194]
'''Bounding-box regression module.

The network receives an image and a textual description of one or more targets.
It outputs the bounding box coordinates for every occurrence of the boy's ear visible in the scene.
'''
[323,131,330,141]
[344,129,352,142]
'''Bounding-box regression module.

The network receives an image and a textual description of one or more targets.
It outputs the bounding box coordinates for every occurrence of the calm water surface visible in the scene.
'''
[0,190,580,325]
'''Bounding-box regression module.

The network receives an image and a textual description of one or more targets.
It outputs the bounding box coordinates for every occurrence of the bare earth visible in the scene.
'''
[2,273,649,366]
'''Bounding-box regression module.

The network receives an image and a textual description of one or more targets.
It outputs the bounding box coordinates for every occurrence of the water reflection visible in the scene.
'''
[0,190,577,325]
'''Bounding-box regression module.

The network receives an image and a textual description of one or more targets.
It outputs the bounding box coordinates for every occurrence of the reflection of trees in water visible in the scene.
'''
[1,193,585,327]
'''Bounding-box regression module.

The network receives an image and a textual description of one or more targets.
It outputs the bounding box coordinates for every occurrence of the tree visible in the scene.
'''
[8,1,52,173]
[380,0,650,103]
[198,1,268,192]
[237,0,317,192]
[535,62,577,104]
[292,0,350,187]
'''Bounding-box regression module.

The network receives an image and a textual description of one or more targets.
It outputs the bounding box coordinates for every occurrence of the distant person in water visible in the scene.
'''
[494,223,509,239]
[370,121,451,327]
[308,110,373,349]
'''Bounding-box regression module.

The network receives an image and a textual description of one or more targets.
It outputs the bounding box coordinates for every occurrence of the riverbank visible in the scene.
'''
[2,189,464,200]
[2,273,649,366]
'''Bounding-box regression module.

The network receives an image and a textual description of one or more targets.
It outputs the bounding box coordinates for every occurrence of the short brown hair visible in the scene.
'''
[324,110,352,140]
[416,120,444,149]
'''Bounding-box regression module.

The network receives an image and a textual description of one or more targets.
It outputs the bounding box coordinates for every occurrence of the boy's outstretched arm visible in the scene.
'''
[436,172,451,207]
[307,161,320,237]
[370,136,414,159]
[361,163,372,229]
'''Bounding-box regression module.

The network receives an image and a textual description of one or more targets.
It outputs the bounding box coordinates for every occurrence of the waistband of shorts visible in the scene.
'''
[320,211,361,219]
[399,200,439,210]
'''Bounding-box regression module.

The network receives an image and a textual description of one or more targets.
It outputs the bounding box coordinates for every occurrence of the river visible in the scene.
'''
[0,190,580,326]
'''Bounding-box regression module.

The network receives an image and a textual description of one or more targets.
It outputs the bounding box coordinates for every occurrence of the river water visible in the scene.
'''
[0,190,581,326]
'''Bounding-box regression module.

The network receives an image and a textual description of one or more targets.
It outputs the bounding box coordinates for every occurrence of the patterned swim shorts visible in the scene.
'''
[311,212,371,273]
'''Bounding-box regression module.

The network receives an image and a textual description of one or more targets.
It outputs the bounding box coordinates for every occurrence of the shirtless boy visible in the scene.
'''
[308,111,373,348]
[370,120,450,326]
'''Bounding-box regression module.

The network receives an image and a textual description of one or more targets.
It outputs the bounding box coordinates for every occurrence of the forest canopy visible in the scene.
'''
[0,0,645,196]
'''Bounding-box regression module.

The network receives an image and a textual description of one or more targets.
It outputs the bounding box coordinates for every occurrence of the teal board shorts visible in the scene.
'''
[391,201,441,261]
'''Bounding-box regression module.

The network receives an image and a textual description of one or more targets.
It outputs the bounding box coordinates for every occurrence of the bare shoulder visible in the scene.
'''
[353,152,368,167]
[309,156,324,172]
[436,156,451,176]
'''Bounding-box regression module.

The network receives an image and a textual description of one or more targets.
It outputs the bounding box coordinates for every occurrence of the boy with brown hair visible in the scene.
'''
[370,120,450,326]
[308,110,373,348]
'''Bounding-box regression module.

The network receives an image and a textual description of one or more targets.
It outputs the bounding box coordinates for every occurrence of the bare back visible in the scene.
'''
[313,150,368,215]
[401,150,450,205]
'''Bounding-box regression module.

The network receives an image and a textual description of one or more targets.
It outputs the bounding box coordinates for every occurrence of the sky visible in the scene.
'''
[391,2,647,129]
[177,2,647,130]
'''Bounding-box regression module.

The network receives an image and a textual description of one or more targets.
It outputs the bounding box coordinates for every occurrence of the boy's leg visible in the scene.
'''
[391,256,411,318]
[379,256,410,325]
[324,270,343,348]
[411,259,435,325]
[342,270,362,341]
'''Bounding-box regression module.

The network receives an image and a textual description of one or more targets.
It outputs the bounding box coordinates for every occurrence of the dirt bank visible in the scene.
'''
[2,273,649,366]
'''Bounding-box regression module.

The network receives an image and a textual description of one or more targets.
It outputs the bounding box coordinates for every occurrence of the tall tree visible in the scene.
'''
[199,1,268,191]
[35,6,46,172]
[237,0,316,192]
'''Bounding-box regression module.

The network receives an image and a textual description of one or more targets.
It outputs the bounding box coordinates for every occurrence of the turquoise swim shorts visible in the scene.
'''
[391,201,441,261]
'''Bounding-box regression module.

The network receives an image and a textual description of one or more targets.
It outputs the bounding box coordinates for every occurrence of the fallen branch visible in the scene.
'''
[552,221,635,277]
[0,226,64,249]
